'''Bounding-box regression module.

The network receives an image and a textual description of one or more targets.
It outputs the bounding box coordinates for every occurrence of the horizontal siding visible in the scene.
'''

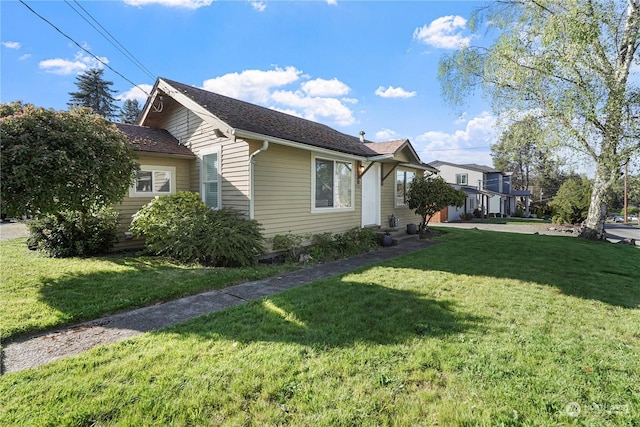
[380,166,423,230]
[158,105,250,215]
[112,155,192,251]
[253,144,362,247]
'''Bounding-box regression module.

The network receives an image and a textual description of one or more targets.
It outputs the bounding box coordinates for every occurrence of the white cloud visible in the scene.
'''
[201,66,356,127]
[39,51,107,75]
[375,128,400,141]
[327,0,337,4]
[249,1,266,12]
[117,84,153,104]
[1,41,21,49]
[416,111,497,165]
[202,66,302,103]
[301,78,350,97]
[374,85,416,98]
[123,0,213,9]
[19,54,32,61]
[413,15,471,50]
[271,90,355,126]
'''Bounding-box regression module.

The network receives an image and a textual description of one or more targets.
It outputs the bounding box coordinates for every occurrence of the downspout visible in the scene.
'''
[249,140,269,220]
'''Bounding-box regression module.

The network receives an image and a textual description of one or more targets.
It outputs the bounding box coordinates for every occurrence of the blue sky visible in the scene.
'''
[2,0,500,166]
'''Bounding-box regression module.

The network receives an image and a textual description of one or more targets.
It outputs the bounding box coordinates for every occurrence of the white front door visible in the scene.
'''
[361,163,381,227]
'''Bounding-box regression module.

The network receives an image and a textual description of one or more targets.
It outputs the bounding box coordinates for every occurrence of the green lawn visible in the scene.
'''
[0,238,295,340]
[468,216,551,225]
[1,229,638,425]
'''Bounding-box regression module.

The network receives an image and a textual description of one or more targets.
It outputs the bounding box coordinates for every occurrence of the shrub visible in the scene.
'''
[334,227,378,257]
[272,233,309,262]
[307,228,379,262]
[27,208,118,257]
[459,212,474,221]
[130,192,264,267]
[307,232,337,261]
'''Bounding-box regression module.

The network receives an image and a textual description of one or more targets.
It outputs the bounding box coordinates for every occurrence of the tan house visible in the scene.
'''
[113,78,437,250]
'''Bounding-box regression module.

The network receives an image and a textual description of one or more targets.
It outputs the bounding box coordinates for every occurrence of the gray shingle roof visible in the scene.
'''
[114,122,195,157]
[160,78,382,157]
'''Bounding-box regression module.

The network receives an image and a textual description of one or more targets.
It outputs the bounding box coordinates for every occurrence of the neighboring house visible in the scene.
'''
[427,160,531,222]
[112,77,437,250]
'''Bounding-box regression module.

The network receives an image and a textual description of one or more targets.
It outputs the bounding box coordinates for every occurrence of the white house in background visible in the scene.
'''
[428,160,531,221]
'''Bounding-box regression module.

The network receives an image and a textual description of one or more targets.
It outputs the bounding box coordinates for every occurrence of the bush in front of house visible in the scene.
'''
[27,208,119,257]
[272,232,309,263]
[130,192,265,267]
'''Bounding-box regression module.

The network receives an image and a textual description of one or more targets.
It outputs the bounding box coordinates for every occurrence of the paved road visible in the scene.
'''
[604,223,640,243]
[0,221,28,242]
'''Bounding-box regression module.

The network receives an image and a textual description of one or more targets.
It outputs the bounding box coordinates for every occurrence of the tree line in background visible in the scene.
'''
[68,68,142,124]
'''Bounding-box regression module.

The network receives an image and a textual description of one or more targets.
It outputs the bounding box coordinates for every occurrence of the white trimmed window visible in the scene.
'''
[456,173,468,185]
[313,156,354,211]
[396,170,415,207]
[201,148,220,209]
[131,165,175,197]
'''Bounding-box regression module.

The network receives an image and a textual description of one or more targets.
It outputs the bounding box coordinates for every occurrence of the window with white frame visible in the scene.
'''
[131,166,175,197]
[313,157,354,210]
[201,149,220,209]
[396,170,415,206]
[456,173,468,185]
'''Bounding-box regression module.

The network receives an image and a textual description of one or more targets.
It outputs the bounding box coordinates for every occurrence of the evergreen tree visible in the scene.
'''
[68,68,117,119]
[119,99,141,124]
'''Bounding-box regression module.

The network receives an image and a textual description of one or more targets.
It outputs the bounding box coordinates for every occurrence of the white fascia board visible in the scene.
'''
[232,128,382,161]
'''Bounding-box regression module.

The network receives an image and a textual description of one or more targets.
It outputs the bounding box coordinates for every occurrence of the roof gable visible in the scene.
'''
[146,78,383,157]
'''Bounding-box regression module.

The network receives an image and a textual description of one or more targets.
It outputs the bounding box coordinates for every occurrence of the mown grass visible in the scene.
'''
[469,216,551,225]
[0,238,295,340]
[1,229,638,425]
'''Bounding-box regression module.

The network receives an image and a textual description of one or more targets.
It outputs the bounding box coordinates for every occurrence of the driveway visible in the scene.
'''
[0,221,29,242]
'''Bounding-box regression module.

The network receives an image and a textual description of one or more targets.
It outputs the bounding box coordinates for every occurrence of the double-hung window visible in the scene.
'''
[313,157,354,211]
[456,173,468,185]
[396,170,415,206]
[131,166,175,197]
[201,148,220,209]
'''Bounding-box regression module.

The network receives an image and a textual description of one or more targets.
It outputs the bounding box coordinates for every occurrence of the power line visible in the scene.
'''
[18,0,150,97]
[65,0,156,81]
[428,145,490,152]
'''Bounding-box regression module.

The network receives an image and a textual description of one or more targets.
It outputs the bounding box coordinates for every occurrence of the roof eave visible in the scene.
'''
[231,128,376,160]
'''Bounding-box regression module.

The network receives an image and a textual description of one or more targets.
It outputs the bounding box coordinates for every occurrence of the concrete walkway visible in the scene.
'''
[1,237,437,374]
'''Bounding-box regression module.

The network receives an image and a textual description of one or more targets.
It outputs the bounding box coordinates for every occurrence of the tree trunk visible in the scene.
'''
[578,166,610,240]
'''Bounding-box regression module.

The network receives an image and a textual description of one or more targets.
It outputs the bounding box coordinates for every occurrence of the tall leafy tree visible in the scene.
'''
[1,102,138,218]
[492,116,547,190]
[68,68,118,119]
[492,116,566,201]
[119,99,141,124]
[439,0,640,240]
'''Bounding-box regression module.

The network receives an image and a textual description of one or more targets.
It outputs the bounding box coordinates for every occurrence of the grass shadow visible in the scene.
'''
[168,278,484,348]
